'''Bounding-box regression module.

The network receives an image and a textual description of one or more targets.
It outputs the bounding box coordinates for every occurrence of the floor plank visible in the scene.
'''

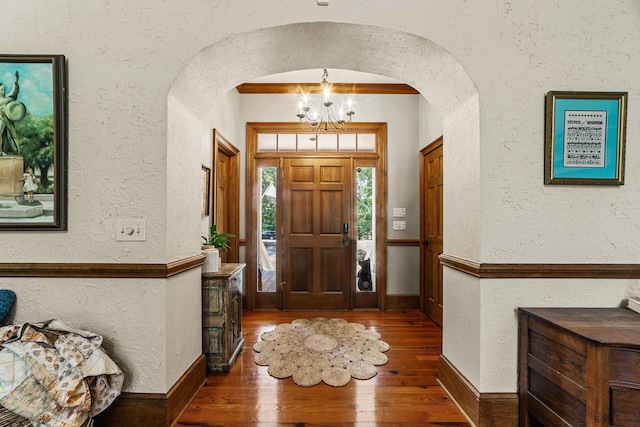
[176,310,470,426]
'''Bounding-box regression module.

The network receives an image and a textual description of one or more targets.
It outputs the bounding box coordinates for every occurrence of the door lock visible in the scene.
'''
[342,223,349,246]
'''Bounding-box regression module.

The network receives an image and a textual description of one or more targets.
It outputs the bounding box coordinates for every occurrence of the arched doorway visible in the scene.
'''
[167,21,480,282]
[167,19,480,414]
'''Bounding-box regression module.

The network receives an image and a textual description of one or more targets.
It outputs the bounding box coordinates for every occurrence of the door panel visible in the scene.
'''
[320,190,343,233]
[421,137,444,326]
[322,248,344,292]
[291,191,313,233]
[282,158,352,310]
[291,248,313,292]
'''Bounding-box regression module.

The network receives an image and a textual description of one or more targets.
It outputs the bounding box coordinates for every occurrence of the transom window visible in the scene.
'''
[257,133,376,153]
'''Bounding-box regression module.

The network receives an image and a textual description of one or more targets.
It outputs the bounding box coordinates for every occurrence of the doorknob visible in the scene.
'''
[422,240,429,246]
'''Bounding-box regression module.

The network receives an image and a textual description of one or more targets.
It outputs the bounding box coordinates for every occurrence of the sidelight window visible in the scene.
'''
[258,166,277,293]
[356,166,376,292]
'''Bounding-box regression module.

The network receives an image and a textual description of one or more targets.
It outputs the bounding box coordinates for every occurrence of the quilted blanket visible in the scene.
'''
[0,319,123,427]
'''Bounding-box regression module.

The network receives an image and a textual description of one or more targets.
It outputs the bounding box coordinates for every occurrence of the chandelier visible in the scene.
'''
[296,69,355,132]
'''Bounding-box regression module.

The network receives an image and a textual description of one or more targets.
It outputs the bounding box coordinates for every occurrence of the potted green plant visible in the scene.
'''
[202,225,234,273]
[202,224,235,251]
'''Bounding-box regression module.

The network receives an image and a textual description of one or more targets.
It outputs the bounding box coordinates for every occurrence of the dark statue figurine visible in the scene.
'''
[0,71,26,156]
[357,258,373,291]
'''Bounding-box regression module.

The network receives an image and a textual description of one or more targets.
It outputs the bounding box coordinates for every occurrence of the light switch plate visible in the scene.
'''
[393,208,406,217]
[116,219,146,241]
[393,220,406,231]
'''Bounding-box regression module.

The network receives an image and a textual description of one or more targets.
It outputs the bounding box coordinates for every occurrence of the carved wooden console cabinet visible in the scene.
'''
[202,263,245,371]
[518,307,640,427]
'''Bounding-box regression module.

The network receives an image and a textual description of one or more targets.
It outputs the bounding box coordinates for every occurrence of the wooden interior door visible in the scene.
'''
[213,130,239,263]
[281,157,353,310]
[215,151,231,263]
[420,137,443,326]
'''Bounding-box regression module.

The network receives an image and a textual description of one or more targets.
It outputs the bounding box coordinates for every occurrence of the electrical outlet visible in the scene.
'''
[116,219,146,241]
[393,220,406,231]
[393,208,406,217]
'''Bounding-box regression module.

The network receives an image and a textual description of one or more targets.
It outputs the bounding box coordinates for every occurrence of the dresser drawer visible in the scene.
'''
[610,348,640,385]
[610,386,640,426]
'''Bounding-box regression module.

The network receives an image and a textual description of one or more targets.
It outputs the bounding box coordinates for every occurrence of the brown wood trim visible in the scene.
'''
[167,255,206,277]
[0,254,205,278]
[385,294,419,310]
[439,253,640,279]
[166,354,207,426]
[438,355,519,427]
[95,354,206,427]
[387,239,420,247]
[236,82,419,95]
[439,254,482,277]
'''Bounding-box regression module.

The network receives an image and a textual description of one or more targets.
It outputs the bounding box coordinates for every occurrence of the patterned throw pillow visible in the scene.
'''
[0,290,16,324]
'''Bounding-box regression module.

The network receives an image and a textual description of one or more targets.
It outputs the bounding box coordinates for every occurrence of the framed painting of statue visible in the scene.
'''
[0,55,67,230]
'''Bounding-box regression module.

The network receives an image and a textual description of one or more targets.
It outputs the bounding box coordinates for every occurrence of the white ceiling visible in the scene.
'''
[246,68,403,84]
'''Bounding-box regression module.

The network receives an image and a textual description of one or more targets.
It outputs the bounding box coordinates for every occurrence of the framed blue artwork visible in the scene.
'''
[0,55,67,230]
[544,91,627,185]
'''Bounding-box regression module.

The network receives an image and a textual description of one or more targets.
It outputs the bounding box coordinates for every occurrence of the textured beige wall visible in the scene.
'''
[2,1,640,395]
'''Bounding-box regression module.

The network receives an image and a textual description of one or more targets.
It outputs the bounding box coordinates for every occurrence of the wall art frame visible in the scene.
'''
[201,165,211,217]
[544,91,627,185]
[0,54,67,230]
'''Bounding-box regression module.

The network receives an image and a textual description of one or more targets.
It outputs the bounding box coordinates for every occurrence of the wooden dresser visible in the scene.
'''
[518,307,640,427]
[202,263,245,372]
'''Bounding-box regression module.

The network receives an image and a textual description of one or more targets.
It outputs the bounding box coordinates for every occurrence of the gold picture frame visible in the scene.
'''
[201,165,211,217]
[544,91,627,185]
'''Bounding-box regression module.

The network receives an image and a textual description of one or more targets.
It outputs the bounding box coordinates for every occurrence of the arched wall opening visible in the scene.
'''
[167,21,482,389]
[168,21,481,263]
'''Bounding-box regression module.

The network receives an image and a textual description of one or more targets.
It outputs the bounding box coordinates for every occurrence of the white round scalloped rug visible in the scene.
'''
[253,317,389,387]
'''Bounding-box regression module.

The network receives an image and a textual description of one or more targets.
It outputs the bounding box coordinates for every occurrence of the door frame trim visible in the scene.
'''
[245,122,387,311]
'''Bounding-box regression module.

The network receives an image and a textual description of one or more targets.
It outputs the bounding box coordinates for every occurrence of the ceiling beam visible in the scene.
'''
[235,82,419,95]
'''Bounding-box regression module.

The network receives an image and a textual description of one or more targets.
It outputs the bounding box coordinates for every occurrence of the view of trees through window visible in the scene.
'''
[16,113,55,193]
[356,167,373,241]
[261,168,276,234]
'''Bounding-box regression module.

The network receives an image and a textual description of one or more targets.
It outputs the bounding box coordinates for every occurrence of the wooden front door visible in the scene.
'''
[281,157,353,310]
[420,137,444,326]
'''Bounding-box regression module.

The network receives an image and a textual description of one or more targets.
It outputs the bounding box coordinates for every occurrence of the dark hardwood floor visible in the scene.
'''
[176,310,470,426]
